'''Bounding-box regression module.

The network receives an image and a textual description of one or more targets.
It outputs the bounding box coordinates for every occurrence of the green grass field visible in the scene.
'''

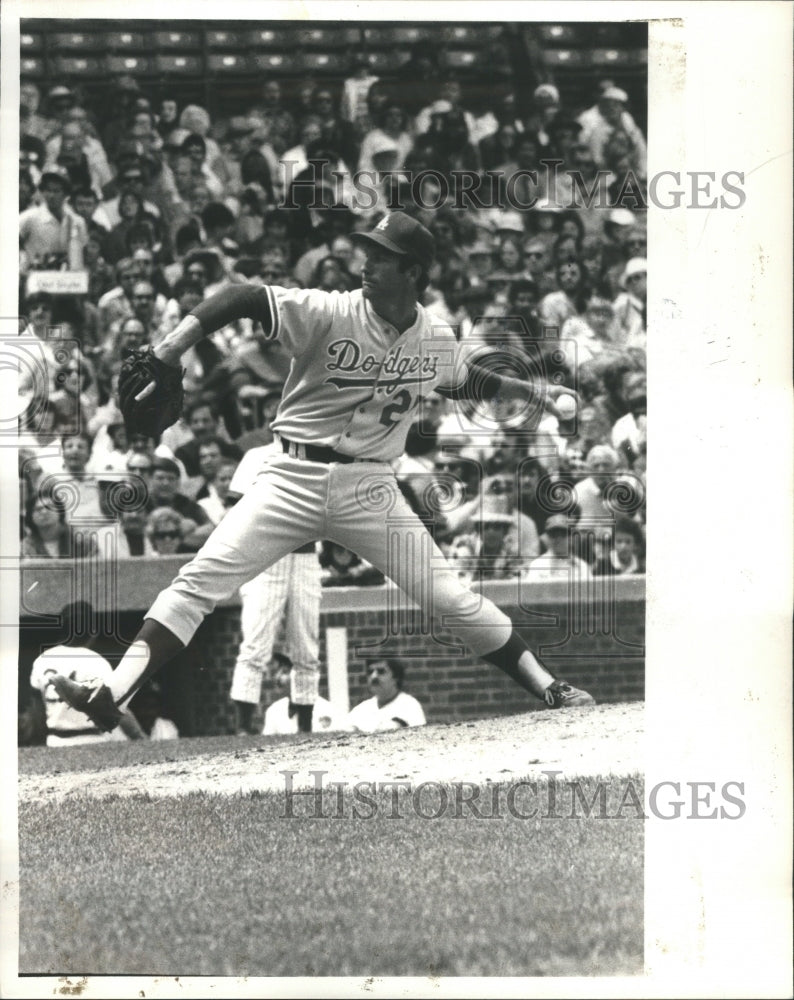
[19,775,643,978]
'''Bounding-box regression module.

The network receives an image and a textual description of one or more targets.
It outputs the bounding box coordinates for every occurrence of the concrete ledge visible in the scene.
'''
[19,556,645,618]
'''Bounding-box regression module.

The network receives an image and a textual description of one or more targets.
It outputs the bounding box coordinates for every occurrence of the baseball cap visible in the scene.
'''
[476,494,513,526]
[607,208,637,228]
[48,84,74,101]
[493,210,525,234]
[544,513,571,533]
[467,241,494,258]
[38,165,71,191]
[533,83,560,104]
[227,116,255,137]
[351,212,435,269]
[602,86,628,102]
[621,257,647,286]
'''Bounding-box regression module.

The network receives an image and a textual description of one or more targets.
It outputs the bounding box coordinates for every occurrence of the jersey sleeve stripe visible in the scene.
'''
[265,285,280,342]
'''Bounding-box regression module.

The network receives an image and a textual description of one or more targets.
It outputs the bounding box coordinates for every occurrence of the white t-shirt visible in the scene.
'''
[263,696,342,735]
[30,645,128,746]
[345,691,426,733]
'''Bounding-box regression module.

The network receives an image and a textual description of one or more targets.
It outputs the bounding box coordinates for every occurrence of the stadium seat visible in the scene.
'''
[105,54,153,76]
[439,50,483,71]
[20,32,43,52]
[364,50,411,72]
[20,57,45,78]
[207,53,251,73]
[244,28,284,49]
[154,54,203,74]
[206,30,246,50]
[441,24,503,44]
[296,27,361,48]
[249,51,304,74]
[52,55,104,76]
[589,48,648,66]
[103,31,148,51]
[537,24,583,46]
[363,26,441,46]
[543,49,586,67]
[301,52,351,73]
[51,31,103,51]
[151,30,202,50]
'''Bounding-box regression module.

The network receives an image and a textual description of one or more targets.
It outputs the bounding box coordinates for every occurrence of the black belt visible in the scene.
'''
[280,437,365,464]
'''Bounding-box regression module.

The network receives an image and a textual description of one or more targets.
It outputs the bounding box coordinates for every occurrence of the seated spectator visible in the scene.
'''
[561,292,625,364]
[97,257,138,333]
[592,516,645,576]
[29,601,143,745]
[345,659,426,733]
[571,446,641,557]
[146,505,192,556]
[128,681,180,740]
[21,491,95,559]
[539,257,591,332]
[577,85,647,175]
[87,418,128,478]
[197,458,237,525]
[613,258,647,349]
[263,653,343,736]
[358,103,412,174]
[175,400,242,478]
[312,86,359,171]
[611,372,647,469]
[524,514,592,582]
[147,456,213,551]
[320,541,385,587]
[94,162,162,231]
[180,131,224,200]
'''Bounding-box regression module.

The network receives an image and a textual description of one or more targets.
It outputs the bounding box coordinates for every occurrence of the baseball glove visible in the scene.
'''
[50,674,123,732]
[118,347,185,441]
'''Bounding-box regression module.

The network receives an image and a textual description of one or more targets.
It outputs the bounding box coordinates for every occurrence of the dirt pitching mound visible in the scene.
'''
[19,703,643,804]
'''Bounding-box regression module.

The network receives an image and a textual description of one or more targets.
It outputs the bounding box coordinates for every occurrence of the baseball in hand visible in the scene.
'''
[555,393,577,420]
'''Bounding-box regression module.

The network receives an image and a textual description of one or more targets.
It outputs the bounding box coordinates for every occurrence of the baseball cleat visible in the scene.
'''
[543,680,595,708]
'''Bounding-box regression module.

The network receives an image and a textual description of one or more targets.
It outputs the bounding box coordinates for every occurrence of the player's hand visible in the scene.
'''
[544,384,580,422]
[50,674,123,732]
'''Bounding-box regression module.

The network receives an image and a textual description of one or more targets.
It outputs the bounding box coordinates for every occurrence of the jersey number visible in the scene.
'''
[379,390,413,427]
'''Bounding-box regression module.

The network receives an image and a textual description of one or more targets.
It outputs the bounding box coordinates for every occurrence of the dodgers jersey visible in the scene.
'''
[237,286,466,461]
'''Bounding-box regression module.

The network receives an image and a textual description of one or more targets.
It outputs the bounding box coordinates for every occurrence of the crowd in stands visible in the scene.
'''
[19,32,647,583]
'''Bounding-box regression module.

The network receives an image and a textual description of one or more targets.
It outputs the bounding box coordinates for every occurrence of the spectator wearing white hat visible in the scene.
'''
[357,103,413,175]
[523,514,592,583]
[612,258,647,349]
[577,85,647,173]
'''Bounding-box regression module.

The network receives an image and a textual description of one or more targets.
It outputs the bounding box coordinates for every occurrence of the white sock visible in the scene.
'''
[110,640,151,706]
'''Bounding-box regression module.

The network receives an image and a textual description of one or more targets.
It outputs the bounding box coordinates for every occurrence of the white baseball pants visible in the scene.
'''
[146,455,512,658]
[229,551,321,706]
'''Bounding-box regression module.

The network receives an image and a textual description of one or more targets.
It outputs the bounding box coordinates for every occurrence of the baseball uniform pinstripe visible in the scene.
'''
[229,550,321,706]
[226,443,322,708]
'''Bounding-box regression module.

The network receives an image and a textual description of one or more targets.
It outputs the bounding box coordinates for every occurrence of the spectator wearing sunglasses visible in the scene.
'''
[345,659,426,733]
[146,507,188,556]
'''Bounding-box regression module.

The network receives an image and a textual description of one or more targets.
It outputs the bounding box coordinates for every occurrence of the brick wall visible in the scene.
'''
[19,558,644,737]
